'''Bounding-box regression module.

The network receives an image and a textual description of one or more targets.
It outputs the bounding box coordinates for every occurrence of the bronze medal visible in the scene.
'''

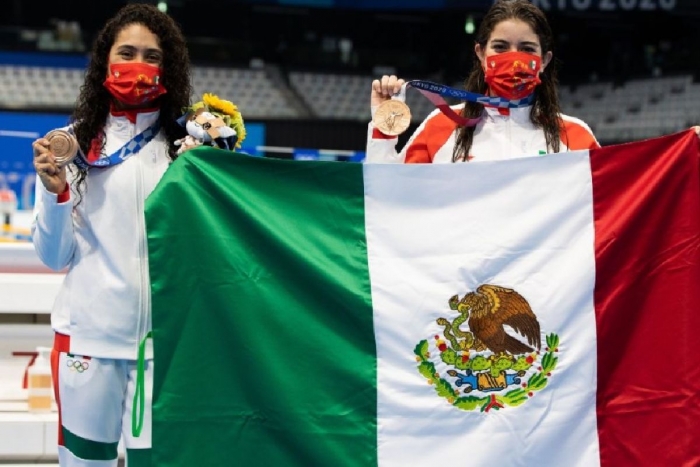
[45,130,79,167]
[372,100,412,136]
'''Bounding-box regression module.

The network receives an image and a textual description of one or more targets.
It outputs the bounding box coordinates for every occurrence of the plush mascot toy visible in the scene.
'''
[175,93,246,155]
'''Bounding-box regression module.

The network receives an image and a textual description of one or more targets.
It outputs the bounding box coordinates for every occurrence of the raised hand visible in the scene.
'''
[371,75,406,109]
[32,137,67,195]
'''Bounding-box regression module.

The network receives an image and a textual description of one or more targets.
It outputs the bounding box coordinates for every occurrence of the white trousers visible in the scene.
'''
[52,339,153,467]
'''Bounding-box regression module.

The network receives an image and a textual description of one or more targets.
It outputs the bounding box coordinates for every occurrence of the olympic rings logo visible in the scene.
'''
[66,359,90,373]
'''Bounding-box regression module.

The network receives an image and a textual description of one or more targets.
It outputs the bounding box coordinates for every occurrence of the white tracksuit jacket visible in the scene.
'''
[31,110,170,360]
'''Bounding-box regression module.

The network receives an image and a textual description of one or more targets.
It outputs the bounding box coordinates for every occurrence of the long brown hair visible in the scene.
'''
[70,3,191,199]
[453,0,562,162]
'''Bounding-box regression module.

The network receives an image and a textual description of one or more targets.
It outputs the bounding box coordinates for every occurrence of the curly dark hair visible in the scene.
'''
[453,0,562,162]
[70,3,191,196]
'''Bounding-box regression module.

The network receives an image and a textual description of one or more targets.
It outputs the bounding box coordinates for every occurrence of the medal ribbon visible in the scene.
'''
[68,122,161,169]
[400,80,535,127]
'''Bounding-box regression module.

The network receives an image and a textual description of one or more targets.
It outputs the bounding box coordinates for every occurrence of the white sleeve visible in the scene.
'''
[364,122,406,164]
[30,176,76,271]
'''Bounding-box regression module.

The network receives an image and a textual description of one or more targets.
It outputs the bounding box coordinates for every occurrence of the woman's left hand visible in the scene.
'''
[692,126,699,138]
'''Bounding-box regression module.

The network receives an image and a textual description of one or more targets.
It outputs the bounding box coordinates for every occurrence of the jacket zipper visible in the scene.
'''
[135,134,149,358]
[506,114,512,156]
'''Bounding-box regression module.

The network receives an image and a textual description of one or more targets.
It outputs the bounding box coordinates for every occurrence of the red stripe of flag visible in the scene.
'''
[591,130,700,466]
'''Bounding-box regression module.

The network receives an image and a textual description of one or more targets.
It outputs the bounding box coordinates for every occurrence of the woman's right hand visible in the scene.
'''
[32,137,67,195]
[371,75,406,109]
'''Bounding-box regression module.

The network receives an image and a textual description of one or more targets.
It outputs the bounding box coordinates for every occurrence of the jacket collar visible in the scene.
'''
[106,107,160,135]
[483,105,532,124]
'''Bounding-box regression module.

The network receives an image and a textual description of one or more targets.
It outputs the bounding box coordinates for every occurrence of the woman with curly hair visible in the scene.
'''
[30,4,191,465]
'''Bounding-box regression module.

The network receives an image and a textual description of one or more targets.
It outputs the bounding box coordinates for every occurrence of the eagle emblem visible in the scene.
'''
[414,284,559,412]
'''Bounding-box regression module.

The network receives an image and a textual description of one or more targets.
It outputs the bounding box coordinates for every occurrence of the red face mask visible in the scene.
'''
[103,62,167,107]
[483,51,542,101]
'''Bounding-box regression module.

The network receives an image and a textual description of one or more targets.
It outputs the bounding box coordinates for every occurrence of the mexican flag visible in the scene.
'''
[146,130,700,467]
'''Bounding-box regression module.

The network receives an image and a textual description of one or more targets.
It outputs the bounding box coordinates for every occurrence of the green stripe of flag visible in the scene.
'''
[146,148,377,466]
